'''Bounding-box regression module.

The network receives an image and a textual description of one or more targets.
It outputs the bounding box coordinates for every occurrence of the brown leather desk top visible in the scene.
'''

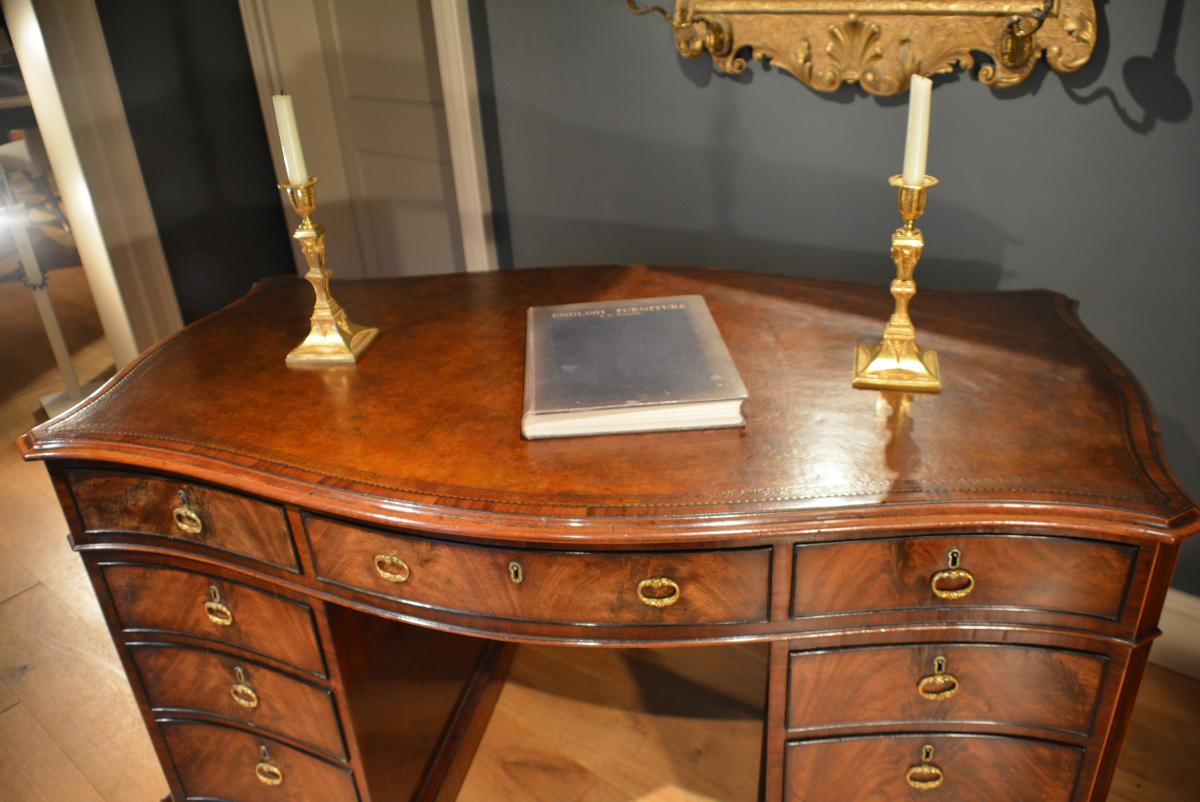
[20,265,1197,543]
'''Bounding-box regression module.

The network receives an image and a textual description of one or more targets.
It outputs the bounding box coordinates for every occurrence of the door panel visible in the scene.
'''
[316,0,464,277]
[244,0,464,278]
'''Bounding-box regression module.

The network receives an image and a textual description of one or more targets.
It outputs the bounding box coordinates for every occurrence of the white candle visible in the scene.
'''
[902,75,932,187]
[272,94,309,185]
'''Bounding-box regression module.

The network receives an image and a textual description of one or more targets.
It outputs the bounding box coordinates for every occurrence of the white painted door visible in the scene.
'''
[242,0,465,278]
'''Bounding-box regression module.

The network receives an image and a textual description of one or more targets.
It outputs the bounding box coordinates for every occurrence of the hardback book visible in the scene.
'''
[522,295,749,439]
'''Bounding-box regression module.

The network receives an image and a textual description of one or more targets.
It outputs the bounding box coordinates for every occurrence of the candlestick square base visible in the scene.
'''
[853,339,941,394]
[286,318,379,367]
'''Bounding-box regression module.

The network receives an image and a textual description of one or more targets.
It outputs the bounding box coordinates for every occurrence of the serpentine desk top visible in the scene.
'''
[20,265,1197,545]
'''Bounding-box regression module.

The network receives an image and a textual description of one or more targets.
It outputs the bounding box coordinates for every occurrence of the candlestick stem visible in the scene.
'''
[853,175,942,393]
[281,177,378,366]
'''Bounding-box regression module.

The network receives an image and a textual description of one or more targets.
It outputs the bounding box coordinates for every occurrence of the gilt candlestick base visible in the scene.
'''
[853,175,942,394]
[280,177,378,366]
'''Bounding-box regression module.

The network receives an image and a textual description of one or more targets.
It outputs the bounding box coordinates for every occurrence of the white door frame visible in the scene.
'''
[3,0,183,367]
[431,0,498,273]
[239,0,498,276]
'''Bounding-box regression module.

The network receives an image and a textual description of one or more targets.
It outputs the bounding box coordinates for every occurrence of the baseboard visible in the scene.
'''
[1150,588,1200,680]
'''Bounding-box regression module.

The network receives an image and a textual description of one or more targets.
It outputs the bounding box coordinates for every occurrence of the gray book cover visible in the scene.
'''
[523,295,748,418]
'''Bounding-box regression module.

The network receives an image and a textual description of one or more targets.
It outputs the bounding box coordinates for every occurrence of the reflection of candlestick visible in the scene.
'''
[902,76,932,187]
[272,94,309,185]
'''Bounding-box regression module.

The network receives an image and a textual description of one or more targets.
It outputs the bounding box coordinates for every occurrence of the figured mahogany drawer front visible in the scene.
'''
[784,734,1081,802]
[792,535,1135,621]
[160,720,358,801]
[131,644,344,759]
[103,563,325,677]
[787,643,1106,737]
[69,469,297,570]
[306,516,770,626]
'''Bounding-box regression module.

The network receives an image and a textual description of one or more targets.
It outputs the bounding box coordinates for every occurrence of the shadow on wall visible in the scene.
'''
[505,213,1008,292]
[97,0,294,322]
[1061,0,1193,134]
[494,97,1016,291]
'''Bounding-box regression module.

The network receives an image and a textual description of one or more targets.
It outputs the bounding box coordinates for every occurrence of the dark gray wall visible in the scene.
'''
[475,0,1200,592]
[97,0,294,323]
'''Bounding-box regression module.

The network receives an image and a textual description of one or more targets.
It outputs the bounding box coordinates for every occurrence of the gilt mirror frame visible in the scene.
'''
[629,0,1098,95]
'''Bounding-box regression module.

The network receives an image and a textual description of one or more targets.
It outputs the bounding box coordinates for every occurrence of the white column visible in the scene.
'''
[4,0,142,367]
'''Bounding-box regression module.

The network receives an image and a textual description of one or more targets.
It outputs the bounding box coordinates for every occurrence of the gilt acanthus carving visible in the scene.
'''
[632,1,1097,96]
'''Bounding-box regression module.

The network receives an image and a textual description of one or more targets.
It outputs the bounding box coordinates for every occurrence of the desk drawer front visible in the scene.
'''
[787,644,1106,737]
[784,734,1081,802]
[792,535,1135,621]
[103,563,325,676]
[307,517,770,626]
[70,469,297,569]
[131,644,344,759]
[161,720,358,802]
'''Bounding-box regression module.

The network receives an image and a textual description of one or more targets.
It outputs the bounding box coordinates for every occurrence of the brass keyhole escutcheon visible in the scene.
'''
[172,489,203,536]
[231,666,259,710]
[917,655,960,701]
[204,584,234,626]
[931,547,975,600]
[906,744,944,791]
[374,554,410,583]
[508,561,524,584]
[636,576,681,608]
[255,745,284,786]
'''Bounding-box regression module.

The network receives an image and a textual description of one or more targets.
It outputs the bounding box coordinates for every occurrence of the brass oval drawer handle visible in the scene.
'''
[636,577,681,608]
[172,490,203,536]
[255,746,283,786]
[374,554,411,583]
[231,666,259,709]
[204,585,234,627]
[906,744,944,791]
[930,547,974,600]
[917,656,960,701]
[930,568,975,600]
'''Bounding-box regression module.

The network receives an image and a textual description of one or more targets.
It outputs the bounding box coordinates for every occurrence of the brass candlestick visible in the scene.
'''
[853,175,942,393]
[280,177,378,366]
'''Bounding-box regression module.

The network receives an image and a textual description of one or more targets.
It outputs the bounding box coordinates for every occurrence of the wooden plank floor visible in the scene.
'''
[2,267,1198,801]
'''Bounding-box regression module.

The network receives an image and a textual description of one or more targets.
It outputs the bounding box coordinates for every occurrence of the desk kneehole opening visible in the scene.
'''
[636,576,681,608]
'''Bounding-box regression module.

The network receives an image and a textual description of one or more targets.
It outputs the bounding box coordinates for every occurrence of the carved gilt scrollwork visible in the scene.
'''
[629,1,1097,96]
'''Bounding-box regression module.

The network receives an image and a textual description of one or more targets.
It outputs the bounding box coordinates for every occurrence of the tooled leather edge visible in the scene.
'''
[18,277,1195,524]
[18,277,293,458]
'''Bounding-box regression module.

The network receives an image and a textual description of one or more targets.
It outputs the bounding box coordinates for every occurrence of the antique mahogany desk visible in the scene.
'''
[20,265,1197,802]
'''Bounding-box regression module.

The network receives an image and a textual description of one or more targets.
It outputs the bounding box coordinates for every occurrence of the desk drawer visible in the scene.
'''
[787,643,1106,737]
[103,563,325,676]
[70,469,297,570]
[784,734,1081,802]
[131,644,344,759]
[792,535,1135,621]
[161,720,358,801]
[306,517,770,626]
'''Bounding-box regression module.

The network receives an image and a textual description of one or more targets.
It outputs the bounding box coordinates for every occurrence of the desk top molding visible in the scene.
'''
[20,266,1197,545]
